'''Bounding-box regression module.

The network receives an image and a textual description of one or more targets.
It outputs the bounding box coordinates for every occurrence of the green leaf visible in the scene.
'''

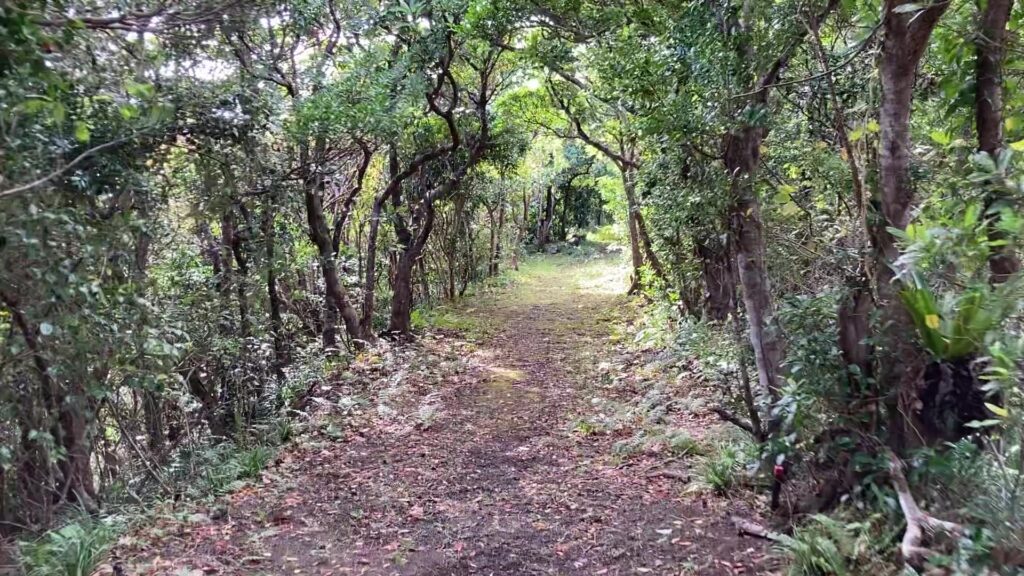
[119,104,138,120]
[1009,139,1024,152]
[929,130,951,146]
[73,120,90,143]
[125,80,155,99]
[985,403,1008,418]
[892,3,926,14]
[964,419,1002,429]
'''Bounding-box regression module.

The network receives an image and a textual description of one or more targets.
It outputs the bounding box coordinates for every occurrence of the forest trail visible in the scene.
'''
[117,253,772,576]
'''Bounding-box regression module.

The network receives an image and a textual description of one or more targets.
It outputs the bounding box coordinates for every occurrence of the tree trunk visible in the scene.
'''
[875,0,949,450]
[228,203,251,338]
[725,125,785,402]
[622,167,644,293]
[696,237,737,322]
[301,145,365,348]
[536,184,556,250]
[389,256,417,336]
[634,210,669,287]
[976,0,1020,283]
[559,184,571,241]
[388,204,436,336]
[493,200,506,276]
[263,194,287,382]
[5,288,101,511]
[361,191,388,338]
[57,384,99,512]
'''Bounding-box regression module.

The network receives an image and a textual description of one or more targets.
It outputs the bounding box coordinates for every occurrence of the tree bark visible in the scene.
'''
[536,184,556,250]
[388,201,437,335]
[634,210,669,287]
[719,0,842,408]
[976,0,1020,283]
[725,125,785,402]
[492,199,506,276]
[874,0,949,450]
[622,167,645,293]
[301,144,365,348]
[263,193,287,382]
[696,237,737,322]
[1,292,99,512]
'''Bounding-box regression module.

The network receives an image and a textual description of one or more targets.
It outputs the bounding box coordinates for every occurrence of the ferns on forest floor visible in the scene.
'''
[18,512,122,576]
[774,514,894,576]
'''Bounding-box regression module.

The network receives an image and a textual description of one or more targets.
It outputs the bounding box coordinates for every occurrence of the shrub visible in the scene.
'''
[18,513,122,576]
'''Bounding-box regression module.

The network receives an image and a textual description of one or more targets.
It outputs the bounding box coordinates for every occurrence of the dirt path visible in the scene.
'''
[118,254,773,576]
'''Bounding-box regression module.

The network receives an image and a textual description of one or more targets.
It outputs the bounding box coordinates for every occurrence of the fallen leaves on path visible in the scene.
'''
[110,257,776,576]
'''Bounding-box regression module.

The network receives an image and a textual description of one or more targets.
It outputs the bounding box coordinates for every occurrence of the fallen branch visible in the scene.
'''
[888,452,964,565]
[730,516,782,541]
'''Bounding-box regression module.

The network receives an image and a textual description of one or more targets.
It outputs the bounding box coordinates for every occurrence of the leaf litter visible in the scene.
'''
[107,256,776,576]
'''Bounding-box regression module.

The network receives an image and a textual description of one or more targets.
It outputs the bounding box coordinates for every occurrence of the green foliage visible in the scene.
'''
[698,441,748,495]
[900,280,1012,360]
[775,514,892,576]
[18,513,122,576]
[237,445,275,480]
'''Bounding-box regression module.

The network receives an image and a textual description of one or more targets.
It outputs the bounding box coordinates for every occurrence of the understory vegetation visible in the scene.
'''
[2,0,1024,574]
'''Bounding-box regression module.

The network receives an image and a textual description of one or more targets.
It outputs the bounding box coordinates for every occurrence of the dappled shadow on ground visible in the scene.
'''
[114,254,773,576]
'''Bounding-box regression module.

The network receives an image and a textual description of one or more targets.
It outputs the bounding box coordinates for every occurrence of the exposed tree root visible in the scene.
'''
[888,452,964,565]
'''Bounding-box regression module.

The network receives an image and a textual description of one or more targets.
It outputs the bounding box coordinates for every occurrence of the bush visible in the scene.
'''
[18,513,122,576]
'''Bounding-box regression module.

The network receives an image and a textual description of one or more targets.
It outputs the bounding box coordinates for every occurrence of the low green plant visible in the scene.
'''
[775,514,893,576]
[699,442,742,494]
[666,430,704,457]
[237,445,274,479]
[18,513,122,576]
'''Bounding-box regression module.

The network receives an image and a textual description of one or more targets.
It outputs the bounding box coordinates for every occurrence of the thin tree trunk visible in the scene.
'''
[263,193,287,382]
[493,199,506,276]
[622,167,644,293]
[725,125,785,403]
[807,16,875,385]
[537,184,555,249]
[301,143,365,348]
[696,237,737,322]
[634,210,668,286]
